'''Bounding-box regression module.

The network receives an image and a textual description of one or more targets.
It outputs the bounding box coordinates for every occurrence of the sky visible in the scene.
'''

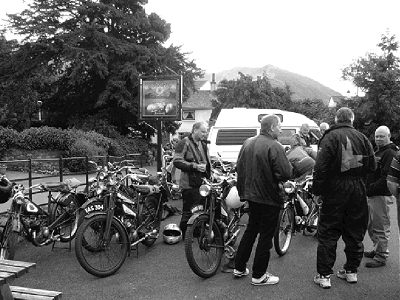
[1,0,400,96]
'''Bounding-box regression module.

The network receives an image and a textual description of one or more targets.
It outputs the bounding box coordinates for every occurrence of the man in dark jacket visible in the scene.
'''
[313,107,376,289]
[364,126,398,268]
[234,115,293,286]
[173,122,211,238]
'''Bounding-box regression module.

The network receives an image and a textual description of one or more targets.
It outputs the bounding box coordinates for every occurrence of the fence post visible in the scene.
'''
[85,156,89,191]
[28,158,33,201]
[59,157,63,182]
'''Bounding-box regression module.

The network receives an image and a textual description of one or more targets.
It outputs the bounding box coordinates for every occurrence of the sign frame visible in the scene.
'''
[139,75,182,121]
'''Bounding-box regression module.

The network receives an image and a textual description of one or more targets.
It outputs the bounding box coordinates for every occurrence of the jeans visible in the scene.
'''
[234,201,280,279]
[367,195,392,261]
[179,188,202,238]
[317,178,368,275]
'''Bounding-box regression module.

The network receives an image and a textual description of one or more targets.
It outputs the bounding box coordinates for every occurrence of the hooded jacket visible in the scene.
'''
[366,142,398,197]
[236,133,293,207]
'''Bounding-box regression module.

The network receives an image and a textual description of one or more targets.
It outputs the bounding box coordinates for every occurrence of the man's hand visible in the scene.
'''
[196,163,207,173]
[387,180,399,198]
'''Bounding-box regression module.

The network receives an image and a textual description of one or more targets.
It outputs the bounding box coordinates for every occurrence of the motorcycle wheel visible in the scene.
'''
[75,214,129,278]
[141,197,162,247]
[0,219,18,260]
[274,206,295,256]
[184,214,224,278]
[49,195,80,243]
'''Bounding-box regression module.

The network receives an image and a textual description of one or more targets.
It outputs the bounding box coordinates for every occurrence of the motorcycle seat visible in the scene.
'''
[131,184,160,195]
[41,178,83,192]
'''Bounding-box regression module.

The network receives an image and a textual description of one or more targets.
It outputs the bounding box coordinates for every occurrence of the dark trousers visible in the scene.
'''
[179,188,202,238]
[317,178,368,275]
[234,201,280,279]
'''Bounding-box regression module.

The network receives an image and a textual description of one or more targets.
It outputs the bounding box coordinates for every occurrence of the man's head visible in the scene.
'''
[320,122,329,134]
[192,122,208,142]
[300,124,310,136]
[335,107,354,125]
[260,115,281,140]
[375,126,391,148]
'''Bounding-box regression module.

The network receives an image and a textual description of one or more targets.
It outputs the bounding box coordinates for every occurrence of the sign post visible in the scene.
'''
[139,75,182,171]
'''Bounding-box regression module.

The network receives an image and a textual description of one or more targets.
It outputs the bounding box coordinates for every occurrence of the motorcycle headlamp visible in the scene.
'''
[283,181,295,194]
[199,184,211,197]
[96,182,106,195]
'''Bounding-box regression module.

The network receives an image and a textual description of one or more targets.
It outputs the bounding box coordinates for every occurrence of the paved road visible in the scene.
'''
[1,168,399,299]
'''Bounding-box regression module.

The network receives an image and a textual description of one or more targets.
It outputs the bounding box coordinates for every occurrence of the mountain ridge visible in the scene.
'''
[205,65,342,101]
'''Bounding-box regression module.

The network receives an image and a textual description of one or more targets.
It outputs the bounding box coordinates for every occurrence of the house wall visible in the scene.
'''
[177,109,212,134]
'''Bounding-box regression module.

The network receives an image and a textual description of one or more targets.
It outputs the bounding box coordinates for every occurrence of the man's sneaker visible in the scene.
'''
[251,272,279,286]
[363,250,376,258]
[314,274,331,289]
[233,268,249,278]
[337,269,357,283]
[365,260,386,268]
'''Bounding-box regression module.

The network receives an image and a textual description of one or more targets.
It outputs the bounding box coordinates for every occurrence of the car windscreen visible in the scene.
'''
[278,129,297,145]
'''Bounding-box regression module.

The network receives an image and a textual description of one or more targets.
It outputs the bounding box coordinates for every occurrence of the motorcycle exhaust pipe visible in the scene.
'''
[296,194,309,215]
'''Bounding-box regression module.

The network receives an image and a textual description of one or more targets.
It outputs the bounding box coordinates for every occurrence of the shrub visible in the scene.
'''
[18,126,74,150]
[64,138,107,172]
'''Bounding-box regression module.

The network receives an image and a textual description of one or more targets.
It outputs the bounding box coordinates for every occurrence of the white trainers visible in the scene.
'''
[233,268,249,278]
[314,274,331,289]
[251,272,279,286]
[337,269,357,283]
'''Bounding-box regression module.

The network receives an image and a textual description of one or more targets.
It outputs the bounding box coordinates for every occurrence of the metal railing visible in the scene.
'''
[0,153,146,200]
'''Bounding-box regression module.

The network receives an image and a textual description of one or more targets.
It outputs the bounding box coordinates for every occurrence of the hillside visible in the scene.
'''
[205,65,342,101]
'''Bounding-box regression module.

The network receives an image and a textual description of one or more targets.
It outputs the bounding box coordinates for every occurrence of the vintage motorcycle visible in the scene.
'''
[274,175,320,256]
[75,164,168,277]
[184,169,247,278]
[0,176,86,259]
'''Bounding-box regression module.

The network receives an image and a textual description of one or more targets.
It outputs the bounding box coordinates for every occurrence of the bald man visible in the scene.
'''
[365,126,398,268]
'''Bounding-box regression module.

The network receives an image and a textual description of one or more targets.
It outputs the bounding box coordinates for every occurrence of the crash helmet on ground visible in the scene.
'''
[0,177,13,204]
[162,223,182,245]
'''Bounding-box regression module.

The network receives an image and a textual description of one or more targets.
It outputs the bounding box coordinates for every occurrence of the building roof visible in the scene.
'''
[194,80,208,90]
[182,90,215,110]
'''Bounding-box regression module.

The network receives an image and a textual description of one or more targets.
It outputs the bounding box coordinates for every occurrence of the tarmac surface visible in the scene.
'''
[1,167,399,299]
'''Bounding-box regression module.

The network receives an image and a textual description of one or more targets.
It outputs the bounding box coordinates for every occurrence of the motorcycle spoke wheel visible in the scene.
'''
[184,215,223,278]
[274,207,294,256]
[75,215,128,278]
[0,220,18,260]
[49,198,79,242]
[140,197,162,247]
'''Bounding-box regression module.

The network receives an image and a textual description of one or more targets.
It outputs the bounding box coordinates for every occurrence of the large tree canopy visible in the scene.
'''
[211,73,294,121]
[0,0,202,133]
[342,33,400,143]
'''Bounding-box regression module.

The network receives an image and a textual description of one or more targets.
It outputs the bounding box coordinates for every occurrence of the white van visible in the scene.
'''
[208,108,321,162]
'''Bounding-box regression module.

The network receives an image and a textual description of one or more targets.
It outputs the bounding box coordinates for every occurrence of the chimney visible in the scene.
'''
[210,73,216,91]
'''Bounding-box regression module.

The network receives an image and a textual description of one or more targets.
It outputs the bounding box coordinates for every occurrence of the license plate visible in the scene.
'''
[85,204,104,214]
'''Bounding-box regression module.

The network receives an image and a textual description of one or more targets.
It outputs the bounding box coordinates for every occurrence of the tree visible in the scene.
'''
[0,0,202,133]
[342,33,400,143]
[211,73,293,120]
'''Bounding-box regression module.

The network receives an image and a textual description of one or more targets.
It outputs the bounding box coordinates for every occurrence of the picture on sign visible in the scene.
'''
[139,76,182,120]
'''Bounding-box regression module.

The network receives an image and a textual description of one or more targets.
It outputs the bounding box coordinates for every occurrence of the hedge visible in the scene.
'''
[0,126,149,161]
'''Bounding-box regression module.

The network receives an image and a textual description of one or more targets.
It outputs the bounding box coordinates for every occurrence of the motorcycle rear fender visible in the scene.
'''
[187,212,208,226]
